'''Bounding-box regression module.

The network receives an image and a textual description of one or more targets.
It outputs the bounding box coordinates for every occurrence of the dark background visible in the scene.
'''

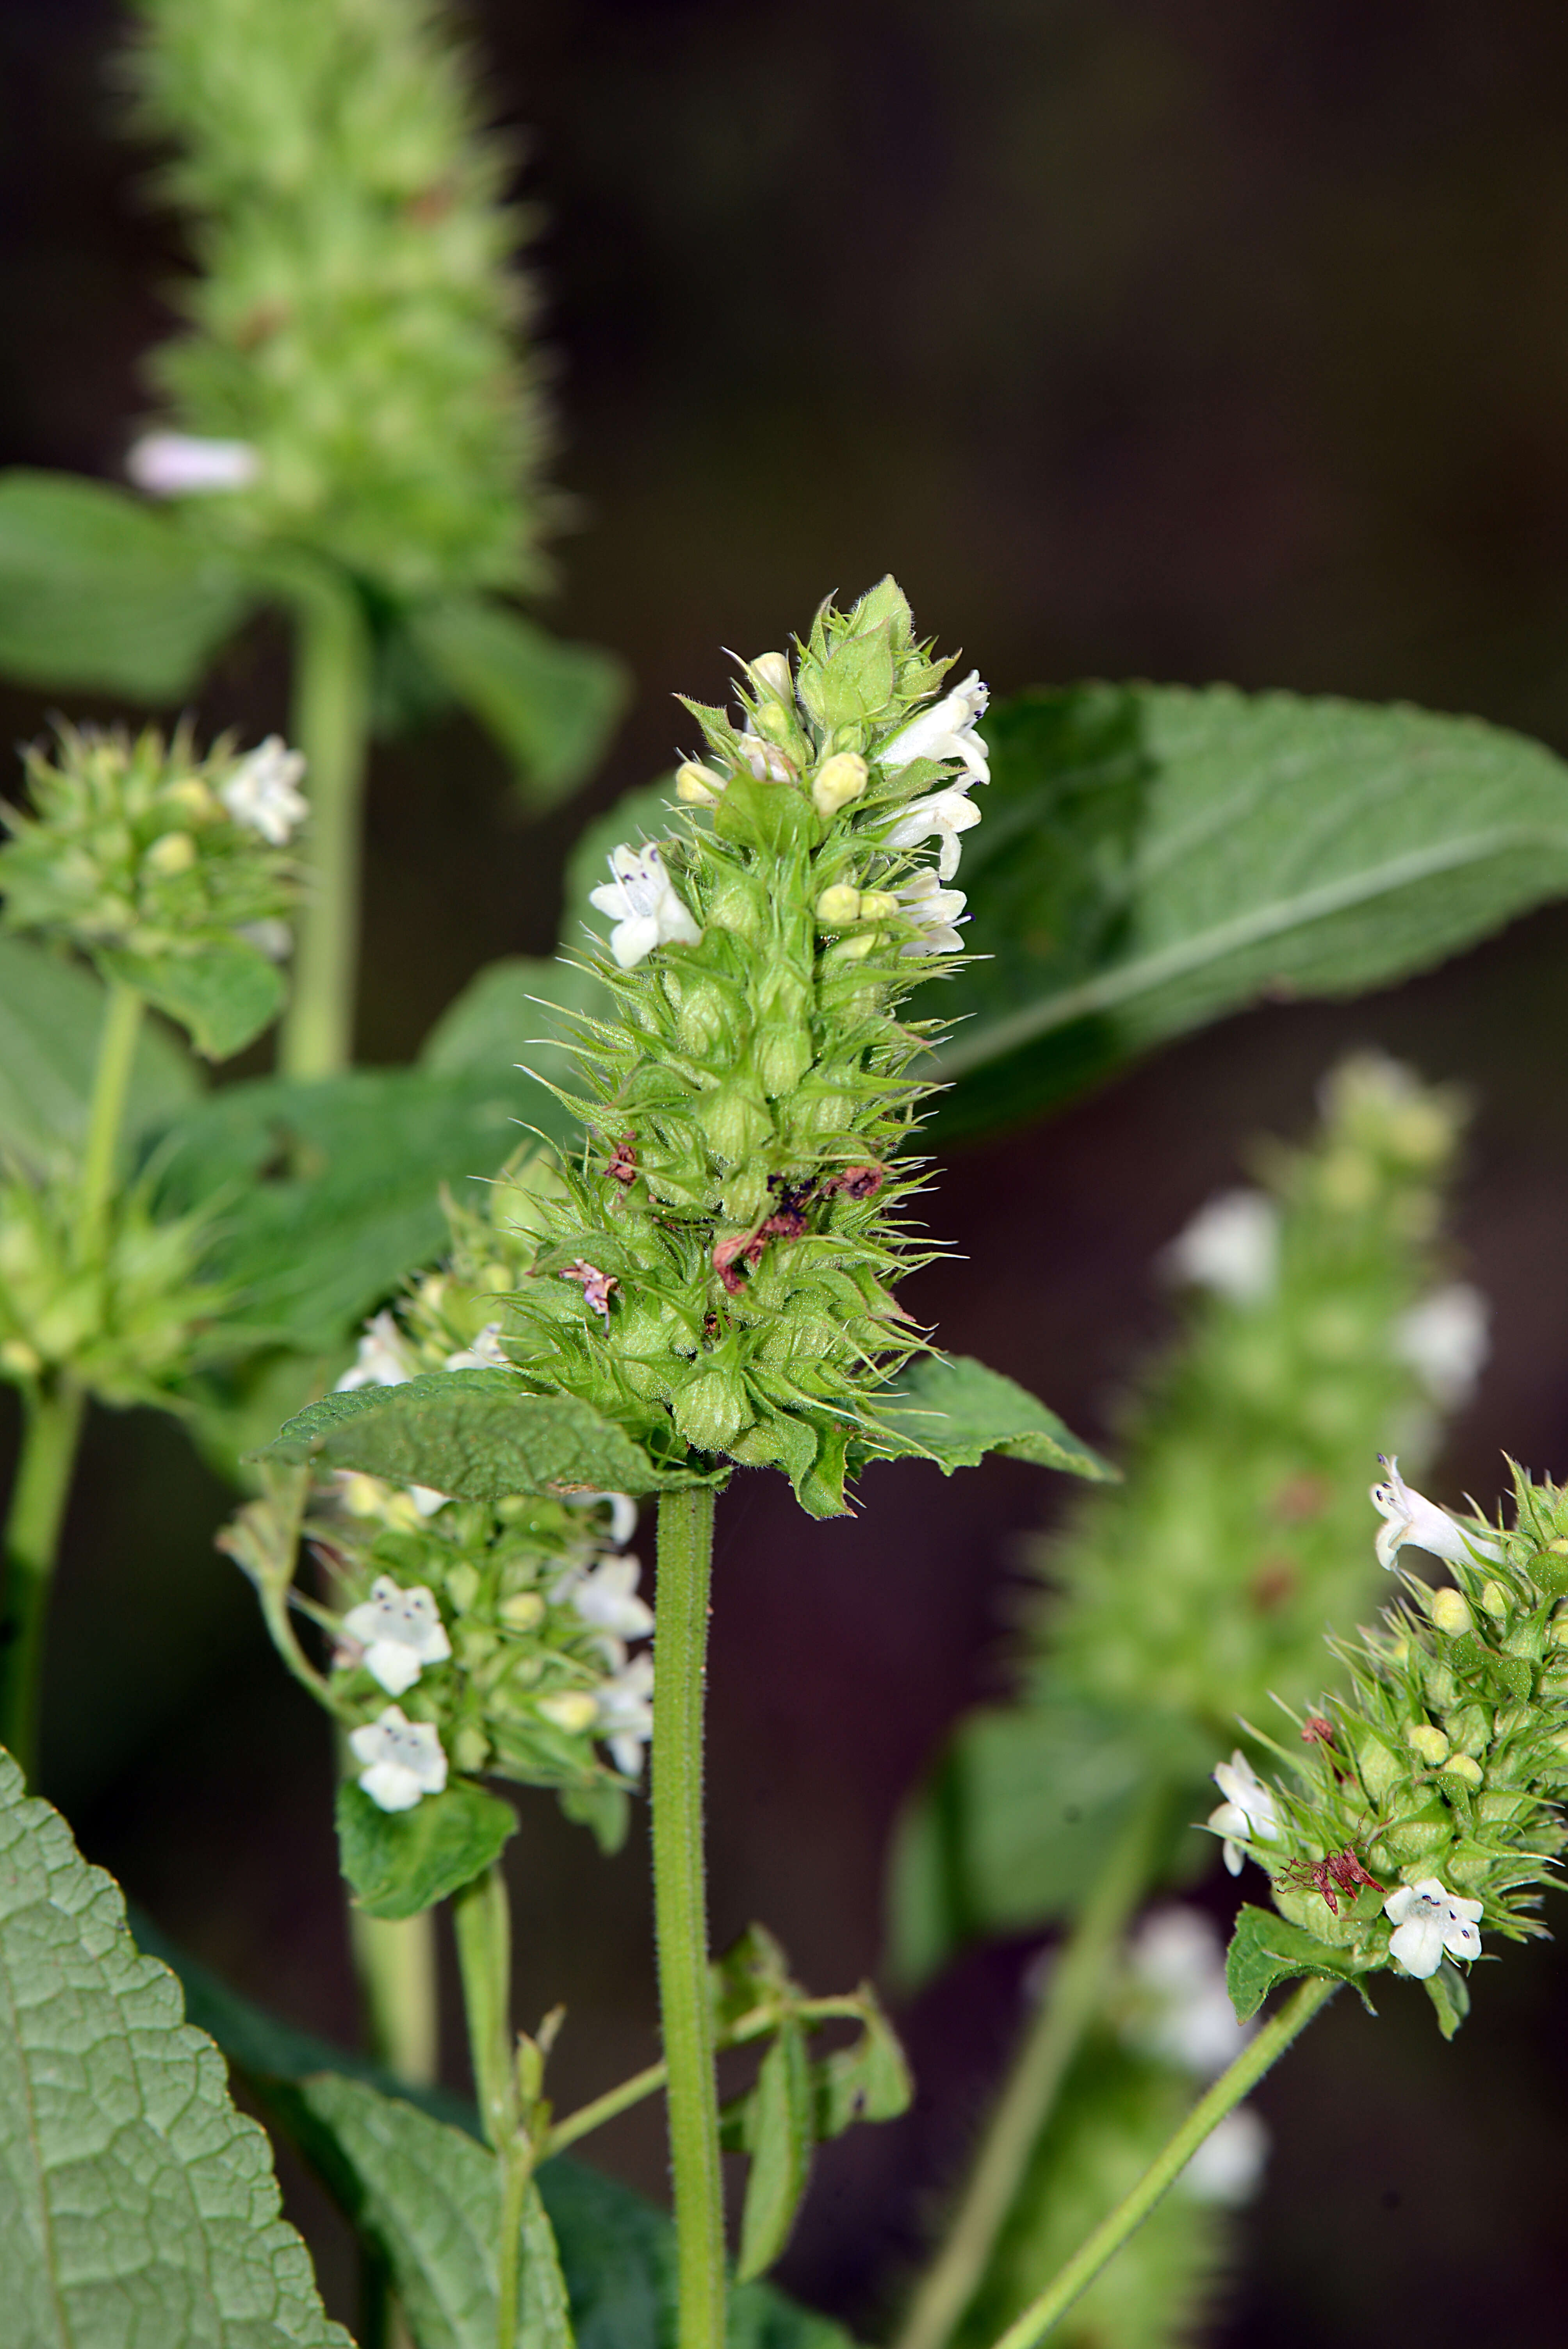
[6,1,1568,2340]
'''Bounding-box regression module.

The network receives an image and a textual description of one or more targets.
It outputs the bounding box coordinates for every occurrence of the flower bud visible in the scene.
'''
[749,651,794,700]
[1442,1752,1484,1788]
[538,1691,599,1734]
[811,752,869,818]
[1406,1723,1450,1767]
[500,1592,545,1631]
[858,890,898,920]
[676,760,726,806]
[1431,1588,1474,1637]
[145,830,198,876]
[1479,1580,1511,1620]
[816,883,862,927]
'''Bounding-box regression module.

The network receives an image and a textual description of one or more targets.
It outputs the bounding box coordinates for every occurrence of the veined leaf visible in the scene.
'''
[411,597,631,808]
[938,684,1568,1135]
[1225,1903,1367,2024]
[0,469,256,699]
[0,1754,350,2348]
[873,1355,1115,1482]
[419,955,605,1092]
[263,1371,697,1499]
[0,934,197,1175]
[99,936,285,1062]
[336,1779,518,1921]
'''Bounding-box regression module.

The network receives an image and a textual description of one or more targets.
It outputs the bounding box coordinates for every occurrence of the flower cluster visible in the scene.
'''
[1207,1463,1568,2016]
[492,581,985,1515]
[125,0,552,601]
[0,724,302,966]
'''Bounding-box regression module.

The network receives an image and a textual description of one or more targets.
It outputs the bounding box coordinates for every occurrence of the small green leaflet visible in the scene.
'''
[1424,1958,1471,2041]
[0,934,197,1176]
[98,936,285,1061]
[0,1754,350,2349]
[735,2019,815,2283]
[1224,1902,1371,2024]
[410,594,631,809]
[264,1369,704,1499]
[874,1354,1116,1481]
[336,1777,518,1920]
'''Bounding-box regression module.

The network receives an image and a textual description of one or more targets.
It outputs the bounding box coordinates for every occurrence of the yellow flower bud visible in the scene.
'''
[748,651,794,699]
[499,1592,545,1632]
[1442,1752,1484,1788]
[160,776,221,821]
[145,830,197,876]
[811,752,869,817]
[538,1690,599,1735]
[815,883,862,927]
[1406,1723,1450,1767]
[857,891,898,919]
[1479,1580,1511,1621]
[1431,1587,1474,1637]
[676,759,725,805]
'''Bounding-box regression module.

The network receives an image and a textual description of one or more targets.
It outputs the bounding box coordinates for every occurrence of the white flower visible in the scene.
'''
[127,430,261,497]
[1395,1284,1490,1410]
[1207,1750,1280,1876]
[563,1491,638,1547]
[349,1705,448,1813]
[880,786,984,882]
[1179,2108,1270,2206]
[235,918,294,961]
[881,670,991,787]
[1383,1877,1483,1978]
[336,1309,414,1392]
[588,843,702,970]
[1126,1908,1254,2078]
[737,727,797,782]
[567,1555,654,1660]
[596,1652,654,1777]
[895,868,968,956]
[342,1576,453,1696]
[221,736,309,845]
[444,1322,509,1371]
[1162,1189,1279,1305]
[1370,1456,1502,1572]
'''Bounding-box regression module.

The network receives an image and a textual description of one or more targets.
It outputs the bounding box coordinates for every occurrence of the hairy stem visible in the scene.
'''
[652,1485,725,2349]
[896,1785,1168,2349]
[0,1379,85,1781]
[987,1974,1338,2349]
[280,573,372,1082]
[454,1863,529,2349]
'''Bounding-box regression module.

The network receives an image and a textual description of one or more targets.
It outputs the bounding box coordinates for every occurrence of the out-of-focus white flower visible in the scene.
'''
[1370,1456,1502,1572]
[1207,1750,1280,1876]
[221,737,308,846]
[444,1322,509,1371]
[588,843,702,969]
[1395,1285,1490,1410]
[566,1555,654,1662]
[597,1652,654,1777]
[1126,1908,1254,2078]
[1384,1877,1483,1978]
[880,786,984,882]
[563,1491,638,1547]
[336,1310,414,1392]
[342,1576,452,1696]
[1162,1189,1279,1305]
[1180,2108,1270,2206]
[235,918,294,961]
[895,868,967,956]
[881,670,990,788]
[127,430,261,496]
[349,1706,447,1812]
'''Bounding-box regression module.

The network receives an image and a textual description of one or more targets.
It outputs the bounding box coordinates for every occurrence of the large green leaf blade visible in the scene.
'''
[411,597,630,808]
[100,938,285,1062]
[939,685,1568,1134]
[0,1752,351,2348]
[0,470,257,699]
[873,1355,1116,1482]
[0,936,198,1175]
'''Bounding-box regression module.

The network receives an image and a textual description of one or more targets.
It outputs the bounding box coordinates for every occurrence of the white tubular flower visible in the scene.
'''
[1370,1456,1502,1572]
[349,1706,448,1813]
[1162,1189,1279,1305]
[1394,1284,1490,1410]
[568,1555,654,1654]
[1383,1877,1484,1978]
[127,430,261,497]
[1207,1750,1280,1877]
[342,1576,453,1696]
[1180,2108,1270,2207]
[221,736,309,846]
[1127,1908,1254,2078]
[444,1322,509,1371]
[588,843,702,970]
[881,669,991,787]
[336,1309,414,1392]
[880,786,984,882]
[895,868,968,956]
[596,1652,654,1777]
[563,1491,638,1547]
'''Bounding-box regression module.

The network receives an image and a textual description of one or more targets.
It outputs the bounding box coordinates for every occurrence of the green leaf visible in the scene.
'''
[735,2019,815,2284]
[336,1777,518,1920]
[0,1753,350,2348]
[813,1994,912,2140]
[0,934,197,1175]
[874,1354,1116,1481]
[99,937,285,1061]
[0,469,257,699]
[1224,1902,1369,2024]
[265,1370,690,1500]
[147,1063,575,1354]
[412,596,630,808]
[938,684,1568,1136]
[1424,1958,1471,2040]
[420,955,605,1093]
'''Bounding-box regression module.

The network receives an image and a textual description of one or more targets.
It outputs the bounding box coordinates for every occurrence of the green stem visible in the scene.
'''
[280,574,372,1081]
[896,1785,1167,2349]
[351,1910,441,2086]
[987,1975,1338,2349]
[652,1485,725,2349]
[454,1863,530,2349]
[77,978,143,1258]
[0,1379,86,1781]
